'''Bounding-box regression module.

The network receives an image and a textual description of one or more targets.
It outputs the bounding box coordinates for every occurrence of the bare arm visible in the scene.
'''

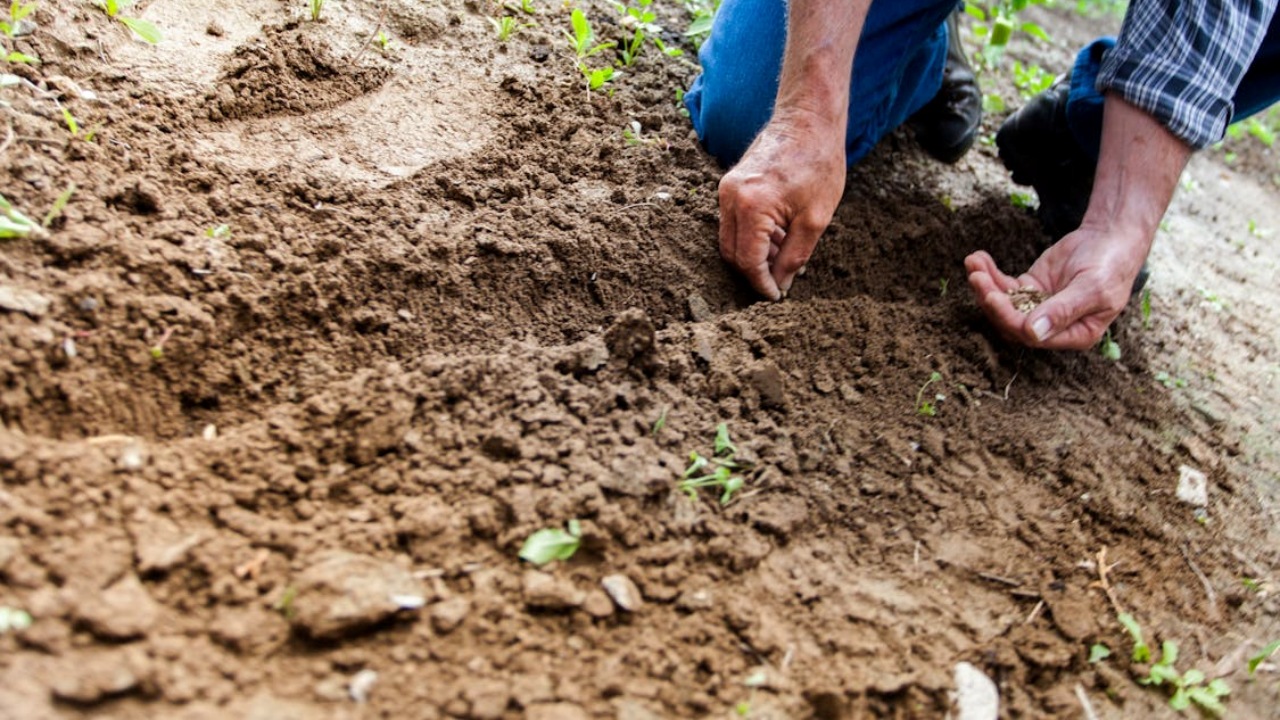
[718,0,870,300]
[966,94,1191,349]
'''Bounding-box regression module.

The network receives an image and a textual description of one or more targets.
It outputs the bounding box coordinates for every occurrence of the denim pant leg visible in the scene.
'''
[1067,12,1280,160]
[684,0,961,167]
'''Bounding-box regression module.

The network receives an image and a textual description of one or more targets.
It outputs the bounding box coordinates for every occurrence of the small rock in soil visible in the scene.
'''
[687,294,713,322]
[521,570,583,610]
[600,574,643,612]
[289,551,426,639]
[348,668,378,704]
[75,573,160,640]
[951,661,999,720]
[581,589,615,618]
[1007,286,1048,314]
[1176,464,1209,506]
[134,523,208,574]
[604,308,655,362]
[746,362,786,408]
[430,596,471,634]
[0,284,52,317]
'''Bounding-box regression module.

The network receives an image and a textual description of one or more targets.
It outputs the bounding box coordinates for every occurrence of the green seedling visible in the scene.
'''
[1247,218,1265,237]
[580,62,614,91]
[682,0,719,48]
[149,326,174,360]
[1140,287,1151,329]
[4,47,37,63]
[679,423,748,505]
[651,406,668,436]
[274,585,298,618]
[1012,60,1053,99]
[42,183,75,227]
[1248,639,1280,675]
[618,28,644,66]
[1088,643,1112,663]
[1154,371,1187,389]
[1140,640,1232,716]
[0,606,32,633]
[517,0,535,13]
[982,91,1005,114]
[489,15,532,42]
[964,0,1050,68]
[565,8,613,58]
[308,0,323,22]
[938,277,949,296]
[1098,330,1121,361]
[1118,612,1150,662]
[1,1,36,38]
[915,371,943,416]
[94,0,162,44]
[1009,190,1035,209]
[0,193,41,238]
[518,519,581,565]
[373,30,396,53]
[1245,115,1276,147]
[205,223,231,239]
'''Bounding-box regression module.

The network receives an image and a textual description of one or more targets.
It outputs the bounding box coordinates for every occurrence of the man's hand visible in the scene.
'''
[718,112,847,300]
[965,224,1148,350]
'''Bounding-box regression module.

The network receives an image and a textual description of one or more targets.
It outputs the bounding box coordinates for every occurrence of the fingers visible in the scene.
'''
[1024,282,1115,350]
[718,180,782,301]
[770,216,822,295]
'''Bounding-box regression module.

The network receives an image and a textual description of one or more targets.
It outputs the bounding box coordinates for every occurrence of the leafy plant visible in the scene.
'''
[579,63,614,92]
[1098,330,1121,361]
[1118,612,1150,662]
[489,14,532,42]
[1140,640,1231,716]
[518,519,582,565]
[1088,643,1112,663]
[682,0,719,48]
[964,0,1050,68]
[0,1,36,38]
[0,193,40,238]
[679,423,748,505]
[915,371,944,416]
[1011,60,1053,99]
[94,0,162,44]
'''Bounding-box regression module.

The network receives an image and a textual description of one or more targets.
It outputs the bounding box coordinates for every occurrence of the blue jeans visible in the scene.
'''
[684,0,960,167]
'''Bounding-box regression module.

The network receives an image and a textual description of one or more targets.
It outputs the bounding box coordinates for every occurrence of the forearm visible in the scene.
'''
[774,0,870,130]
[1080,94,1191,248]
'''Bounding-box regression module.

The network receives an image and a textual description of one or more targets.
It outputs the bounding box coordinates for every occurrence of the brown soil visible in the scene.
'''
[2,2,1278,718]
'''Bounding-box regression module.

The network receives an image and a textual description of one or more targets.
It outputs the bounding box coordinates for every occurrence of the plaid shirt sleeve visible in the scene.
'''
[1096,0,1280,149]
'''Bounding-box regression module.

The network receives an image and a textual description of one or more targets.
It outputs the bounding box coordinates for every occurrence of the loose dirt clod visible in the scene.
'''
[1007,286,1048,313]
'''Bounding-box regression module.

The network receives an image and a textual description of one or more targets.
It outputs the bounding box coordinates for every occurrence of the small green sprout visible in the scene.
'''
[1154,371,1187,389]
[565,8,613,58]
[43,183,75,227]
[205,223,231,239]
[308,0,323,22]
[373,30,395,53]
[651,406,668,436]
[1248,639,1279,675]
[518,519,582,565]
[938,277,949,296]
[618,28,644,66]
[94,0,162,44]
[0,193,41,238]
[679,423,749,505]
[580,63,614,92]
[915,371,943,416]
[274,585,298,618]
[1139,640,1231,716]
[1118,612,1150,662]
[1088,643,1112,663]
[1098,330,1121,361]
[735,702,750,716]
[489,15,533,42]
[0,606,33,633]
[1,1,36,38]
[1009,190,1036,209]
[982,92,1006,114]
[517,0,535,13]
[149,326,174,360]
[1140,287,1152,329]
[1011,60,1053,99]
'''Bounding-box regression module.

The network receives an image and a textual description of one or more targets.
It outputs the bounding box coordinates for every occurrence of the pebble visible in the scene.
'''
[289,551,426,639]
[600,574,643,612]
[581,589,615,619]
[521,570,583,610]
[349,668,379,704]
[951,662,999,720]
[76,574,159,640]
[1177,464,1209,507]
[687,294,713,322]
[430,596,471,634]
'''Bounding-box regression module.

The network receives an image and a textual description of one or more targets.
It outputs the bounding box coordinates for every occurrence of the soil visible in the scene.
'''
[2,2,1279,719]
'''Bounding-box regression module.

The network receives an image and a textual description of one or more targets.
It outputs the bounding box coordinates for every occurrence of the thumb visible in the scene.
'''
[1024,281,1108,349]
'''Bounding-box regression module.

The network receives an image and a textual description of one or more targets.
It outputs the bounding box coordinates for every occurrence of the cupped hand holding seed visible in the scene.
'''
[965,225,1147,350]
[717,111,846,301]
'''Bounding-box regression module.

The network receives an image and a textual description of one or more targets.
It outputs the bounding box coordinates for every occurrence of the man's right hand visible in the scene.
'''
[717,112,847,301]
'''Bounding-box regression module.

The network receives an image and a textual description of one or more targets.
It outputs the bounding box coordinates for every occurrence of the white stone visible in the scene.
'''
[952,662,999,720]
[1177,465,1209,507]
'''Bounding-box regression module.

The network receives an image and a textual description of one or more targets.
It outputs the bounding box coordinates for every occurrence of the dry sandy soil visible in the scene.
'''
[1,1,1278,718]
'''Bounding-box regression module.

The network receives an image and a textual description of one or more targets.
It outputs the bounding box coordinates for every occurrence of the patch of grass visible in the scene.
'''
[518,519,582,565]
[1117,613,1232,716]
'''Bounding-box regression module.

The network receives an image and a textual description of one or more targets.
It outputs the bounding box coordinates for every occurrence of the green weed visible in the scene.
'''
[565,8,613,58]
[518,519,582,565]
[94,0,161,44]
[0,193,40,238]
[1249,639,1279,675]
[42,183,74,227]
[1098,330,1121,361]
[679,423,748,505]
[308,0,323,22]
[915,371,943,416]
[1118,613,1231,716]
[964,0,1050,68]
[0,1,36,37]
[938,277,949,296]
[489,14,532,42]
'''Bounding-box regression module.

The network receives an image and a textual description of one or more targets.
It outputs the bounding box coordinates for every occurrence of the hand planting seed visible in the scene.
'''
[1006,286,1046,314]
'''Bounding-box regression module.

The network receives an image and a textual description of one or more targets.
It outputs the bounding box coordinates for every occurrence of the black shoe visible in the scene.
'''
[996,75,1094,240]
[908,10,983,164]
[998,76,1150,296]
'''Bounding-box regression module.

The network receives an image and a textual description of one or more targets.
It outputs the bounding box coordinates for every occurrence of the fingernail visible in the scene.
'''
[1031,316,1052,341]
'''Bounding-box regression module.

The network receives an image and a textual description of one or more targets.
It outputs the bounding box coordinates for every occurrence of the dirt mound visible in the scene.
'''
[1,0,1278,718]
